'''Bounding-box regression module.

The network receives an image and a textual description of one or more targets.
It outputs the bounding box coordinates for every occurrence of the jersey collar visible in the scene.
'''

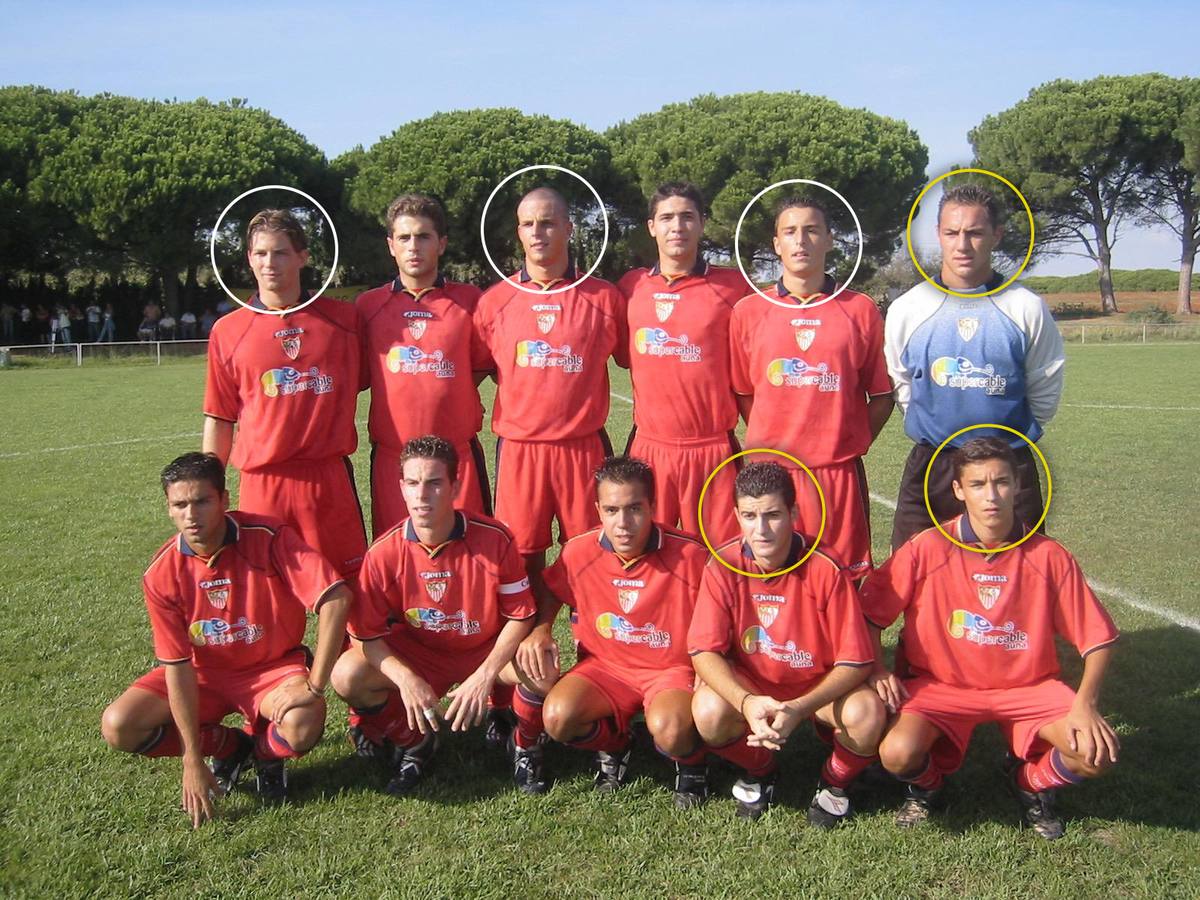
[775,274,836,304]
[404,510,467,558]
[517,260,578,290]
[740,532,806,578]
[247,290,312,314]
[933,271,1006,294]
[178,515,239,563]
[391,273,446,300]
[955,513,1026,551]
[598,524,663,570]
[650,256,708,284]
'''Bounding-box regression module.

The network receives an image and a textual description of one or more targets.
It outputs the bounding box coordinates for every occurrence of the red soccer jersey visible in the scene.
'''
[350,511,535,652]
[619,262,746,441]
[204,297,363,471]
[142,512,344,670]
[474,267,627,441]
[357,276,490,449]
[688,535,875,693]
[543,524,707,677]
[859,516,1120,690]
[730,279,891,466]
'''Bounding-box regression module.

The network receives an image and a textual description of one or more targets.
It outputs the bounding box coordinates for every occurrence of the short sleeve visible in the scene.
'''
[859,300,893,397]
[203,332,240,422]
[610,286,630,370]
[542,558,575,610]
[822,567,875,667]
[269,524,344,612]
[1052,553,1119,658]
[143,574,191,664]
[858,541,918,629]
[498,535,535,620]
[687,563,736,656]
[348,546,394,641]
[729,303,754,396]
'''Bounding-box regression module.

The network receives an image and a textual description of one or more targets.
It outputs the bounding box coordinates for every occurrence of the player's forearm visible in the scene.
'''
[1075,645,1114,707]
[476,617,535,681]
[866,394,895,442]
[691,651,747,709]
[164,664,204,761]
[735,393,753,425]
[362,638,421,688]
[201,416,234,464]
[308,587,352,691]
[789,664,870,715]
[867,624,888,672]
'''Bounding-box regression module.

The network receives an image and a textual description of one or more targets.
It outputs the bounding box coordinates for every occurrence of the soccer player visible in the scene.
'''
[730,196,894,579]
[202,208,368,578]
[357,194,493,538]
[617,182,747,539]
[885,184,1065,551]
[861,437,1119,840]
[508,457,711,805]
[474,186,627,592]
[100,453,352,825]
[332,436,536,795]
[688,462,885,824]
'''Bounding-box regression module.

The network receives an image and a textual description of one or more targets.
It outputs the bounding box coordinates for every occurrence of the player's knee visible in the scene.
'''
[542,697,584,742]
[1060,750,1114,780]
[878,732,926,777]
[100,702,137,752]
[646,709,697,757]
[838,690,887,748]
[280,706,326,753]
[691,688,737,744]
[330,651,370,703]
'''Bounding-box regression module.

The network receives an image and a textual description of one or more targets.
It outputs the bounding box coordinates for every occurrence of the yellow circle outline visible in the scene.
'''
[923,423,1052,554]
[906,168,1035,299]
[697,448,827,579]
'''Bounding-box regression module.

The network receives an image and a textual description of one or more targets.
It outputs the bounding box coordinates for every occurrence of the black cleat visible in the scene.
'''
[732,770,777,820]
[385,732,438,796]
[508,733,548,795]
[672,762,709,810]
[895,783,941,828]
[210,730,254,796]
[255,758,288,803]
[593,746,632,794]
[347,725,384,761]
[1007,762,1065,840]
[807,779,853,828]
[484,707,515,752]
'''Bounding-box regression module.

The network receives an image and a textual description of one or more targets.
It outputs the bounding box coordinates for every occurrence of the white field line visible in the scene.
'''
[1062,402,1200,412]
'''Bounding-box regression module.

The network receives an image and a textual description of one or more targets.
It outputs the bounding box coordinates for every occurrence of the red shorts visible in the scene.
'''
[565,655,695,734]
[238,457,368,577]
[899,676,1076,773]
[132,651,309,725]
[627,429,739,542]
[381,629,495,697]
[493,432,609,555]
[370,438,491,538]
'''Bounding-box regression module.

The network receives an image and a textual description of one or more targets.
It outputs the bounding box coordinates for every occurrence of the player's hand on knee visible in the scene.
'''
[517,624,560,684]
[445,671,491,732]
[397,674,441,734]
[181,755,220,829]
[743,695,786,750]
[1067,703,1119,767]
[269,679,322,725]
[868,665,907,714]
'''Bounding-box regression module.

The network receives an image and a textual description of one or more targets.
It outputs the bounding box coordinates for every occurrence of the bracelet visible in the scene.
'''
[305,680,327,697]
[739,691,752,716]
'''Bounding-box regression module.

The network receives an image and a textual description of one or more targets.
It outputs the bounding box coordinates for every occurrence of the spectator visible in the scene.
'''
[199,307,217,337]
[86,302,102,341]
[215,297,234,316]
[19,303,32,343]
[158,312,177,340]
[59,307,73,344]
[179,309,197,340]
[0,302,14,342]
[143,300,162,324]
[98,304,116,342]
[50,307,63,348]
[34,305,50,344]
[70,305,86,342]
[137,317,156,342]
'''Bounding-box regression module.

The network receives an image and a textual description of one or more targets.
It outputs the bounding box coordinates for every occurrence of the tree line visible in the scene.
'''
[1,74,1196,321]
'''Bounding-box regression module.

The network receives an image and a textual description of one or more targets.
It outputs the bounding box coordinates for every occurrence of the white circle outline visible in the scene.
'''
[478,164,609,295]
[733,178,864,310]
[209,184,340,317]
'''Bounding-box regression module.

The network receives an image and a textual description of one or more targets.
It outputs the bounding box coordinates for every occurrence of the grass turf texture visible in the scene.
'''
[1,345,1198,898]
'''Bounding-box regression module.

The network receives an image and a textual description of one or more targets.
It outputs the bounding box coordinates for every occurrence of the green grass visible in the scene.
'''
[1,346,1198,898]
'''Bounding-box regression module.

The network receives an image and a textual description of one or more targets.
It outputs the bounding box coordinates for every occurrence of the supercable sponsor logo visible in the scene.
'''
[946,610,1028,650]
[387,345,455,378]
[740,626,813,669]
[633,327,701,362]
[766,358,841,391]
[405,607,480,635]
[189,616,264,647]
[515,339,583,373]
[930,356,1007,395]
[595,612,671,649]
[259,366,334,398]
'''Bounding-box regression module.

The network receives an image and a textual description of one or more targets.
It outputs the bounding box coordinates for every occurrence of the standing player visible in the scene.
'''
[357,194,492,538]
[618,182,746,539]
[332,436,536,795]
[688,462,885,824]
[861,437,1119,840]
[730,197,894,578]
[885,184,1064,550]
[508,457,711,806]
[202,208,367,578]
[100,453,352,824]
[474,186,627,588]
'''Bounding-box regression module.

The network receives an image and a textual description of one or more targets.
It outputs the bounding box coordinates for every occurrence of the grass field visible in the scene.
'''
[2,345,1199,898]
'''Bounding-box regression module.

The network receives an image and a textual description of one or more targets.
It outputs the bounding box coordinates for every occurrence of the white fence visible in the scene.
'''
[0,339,210,367]
[1058,322,1200,344]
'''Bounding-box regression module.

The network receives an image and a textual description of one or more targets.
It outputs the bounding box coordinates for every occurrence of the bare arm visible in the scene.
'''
[865,622,908,713]
[267,584,353,724]
[361,636,442,735]
[867,393,895,442]
[736,393,753,427]
[515,573,564,683]
[446,616,535,731]
[164,662,220,828]
[1065,645,1120,766]
[201,416,234,464]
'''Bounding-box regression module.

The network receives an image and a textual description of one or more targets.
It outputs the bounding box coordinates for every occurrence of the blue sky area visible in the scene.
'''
[2,1,1196,275]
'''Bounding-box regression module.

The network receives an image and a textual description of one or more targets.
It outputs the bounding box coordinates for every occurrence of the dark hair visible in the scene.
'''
[246,208,308,252]
[386,193,448,238]
[774,195,830,231]
[594,455,656,506]
[735,462,796,509]
[400,435,459,482]
[938,185,1003,229]
[951,437,1019,482]
[161,452,225,494]
[648,181,707,219]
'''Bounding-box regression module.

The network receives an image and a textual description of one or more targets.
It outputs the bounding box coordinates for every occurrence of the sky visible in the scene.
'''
[2,0,1196,275]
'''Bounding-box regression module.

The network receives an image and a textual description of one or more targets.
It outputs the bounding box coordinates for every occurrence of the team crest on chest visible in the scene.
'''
[199,577,232,610]
[795,329,816,351]
[421,570,451,604]
[617,588,639,613]
[957,317,980,342]
[977,585,1001,610]
[655,299,675,322]
[532,303,561,335]
[409,319,427,340]
[756,604,780,628]
[275,327,304,360]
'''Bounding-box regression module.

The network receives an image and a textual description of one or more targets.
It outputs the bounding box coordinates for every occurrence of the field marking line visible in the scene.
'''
[610,390,634,404]
[1062,402,1200,412]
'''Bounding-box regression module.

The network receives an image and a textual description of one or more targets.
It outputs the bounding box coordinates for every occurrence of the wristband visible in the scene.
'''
[305,680,327,697]
[739,691,752,716]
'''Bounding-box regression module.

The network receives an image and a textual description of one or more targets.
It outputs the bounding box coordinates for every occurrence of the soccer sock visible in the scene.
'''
[134,723,240,759]
[568,718,630,754]
[899,755,945,792]
[254,723,303,761]
[709,733,776,779]
[488,682,515,711]
[348,698,388,735]
[1018,749,1085,792]
[820,740,878,790]
[512,685,546,749]
[654,742,707,767]
[352,692,421,748]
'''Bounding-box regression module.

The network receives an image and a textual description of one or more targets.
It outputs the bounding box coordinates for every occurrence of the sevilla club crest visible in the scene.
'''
[281,336,301,360]
[957,317,980,342]
[618,589,639,613]
[206,589,229,610]
[977,585,1001,610]
[795,329,816,352]
[536,312,556,334]
[425,580,448,604]
[756,604,779,628]
[655,299,675,322]
[409,319,427,340]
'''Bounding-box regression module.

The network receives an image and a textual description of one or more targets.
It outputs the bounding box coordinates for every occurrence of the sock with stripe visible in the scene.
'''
[488,682,515,711]
[1018,748,1085,792]
[899,754,945,792]
[512,685,546,750]
[134,723,242,759]
[254,722,303,760]
[820,739,878,790]
[568,718,630,754]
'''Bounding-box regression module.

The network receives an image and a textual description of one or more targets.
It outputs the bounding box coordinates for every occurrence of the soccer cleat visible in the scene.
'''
[508,733,548,795]
[385,732,438,796]
[347,725,384,761]
[895,783,941,828]
[1007,763,1065,840]
[254,758,288,803]
[593,746,632,794]
[672,762,709,810]
[484,707,515,752]
[209,730,254,795]
[807,779,853,829]
[732,771,777,820]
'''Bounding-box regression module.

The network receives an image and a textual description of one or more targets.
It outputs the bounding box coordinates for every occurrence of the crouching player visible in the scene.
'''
[509,456,710,806]
[100,453,352,826]
[861,437,1119,840]
[332,436,535,795]
[688,462,884,823]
